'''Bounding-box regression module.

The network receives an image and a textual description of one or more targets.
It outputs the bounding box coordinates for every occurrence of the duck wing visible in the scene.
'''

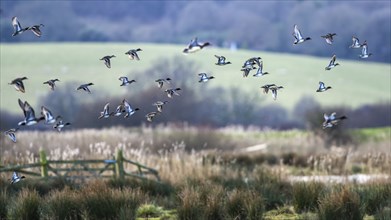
[293,24,303,40]
[30,25,42,37]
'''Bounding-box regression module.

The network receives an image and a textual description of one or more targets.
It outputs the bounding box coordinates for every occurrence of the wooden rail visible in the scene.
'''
[0,149,160,181]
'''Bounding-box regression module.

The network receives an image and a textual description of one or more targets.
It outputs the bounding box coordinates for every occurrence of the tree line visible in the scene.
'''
[0,1,389,62]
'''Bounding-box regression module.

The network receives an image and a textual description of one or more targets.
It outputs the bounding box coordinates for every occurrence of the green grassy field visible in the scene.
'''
[1,43,390,113]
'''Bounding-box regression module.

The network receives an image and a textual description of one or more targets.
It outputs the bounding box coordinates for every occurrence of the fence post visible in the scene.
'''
[115,149,124,180]
[39,149,48,178]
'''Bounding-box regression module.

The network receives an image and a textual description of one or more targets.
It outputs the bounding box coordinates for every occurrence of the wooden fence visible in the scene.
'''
[0,149,160,181]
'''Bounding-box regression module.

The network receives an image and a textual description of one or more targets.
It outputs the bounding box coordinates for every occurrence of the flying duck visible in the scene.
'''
[183,37,210,54]
[270,86,284,100]
[10,171,25,184]
[260,84,276,94]
[18,99,44,126]
[28,24,44,37]
[112,104,124,117]
[9,77,28,93]
[100,55,116,68]
[98,103,113,119]
[125,48,142,60]
[349,36,362,49]
[122,99,140,118]
[41,106,57,124]
[242,57,261,69]
[322,112,347,129]
[359,41,372,58]
[77,83,94,93]
[146,112,159,122]
[316,81,332,92]
[241,67,253,78]
[11,17,29,36]
[253,61,269,77]
[198,73,215,83]
[4,128,18,143]
[119,77,136,86]
[214,55,231,66]
[43,79,60,90]
[165,88,181,98]
[321,33,336,45]
[325,54,340,70]
[292,24,311,45]
[155,78,171,88]
[53,116,71,132]
[153,101,169,112]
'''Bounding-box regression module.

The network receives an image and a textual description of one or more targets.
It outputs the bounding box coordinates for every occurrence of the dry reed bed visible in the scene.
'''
[1,126,390,181]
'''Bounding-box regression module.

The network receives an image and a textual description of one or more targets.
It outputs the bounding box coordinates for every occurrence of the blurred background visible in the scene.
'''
[1,1,390,62]
[0,0,390,131]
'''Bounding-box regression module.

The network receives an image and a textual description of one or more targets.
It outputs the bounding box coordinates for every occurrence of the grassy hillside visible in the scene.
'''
[1,43,390,113]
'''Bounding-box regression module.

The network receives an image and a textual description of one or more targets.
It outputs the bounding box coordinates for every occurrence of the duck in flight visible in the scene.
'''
[10,171,25,184]
[242,57,261,69]
[323,112,347,129]
[165,88,181,98]
[17,99,44,126]
[270,85,284,100]
[53,116,71,132]
[325,54,340,70]
[241,67,253,78]
[146,112,159,122]
[100,55,116,68]
[153,101,169,113]
[198,73,215,83]
[122,99,140,118]
[125,48,142,60]
[214,55,231,66]
[359,41,372,58]
[98,103,113,119]
[9,77,28,93]
[4,128,18,143]
[183,37,210,54]
[119,76,136,86]
[28,24,45,37]
[260,84,276,94]
[349,36,362,49]
[155,78,171,88]
[43,79,60,90]
[321,33,336,45]
[292,24,311,45]
[253,61,269,77]
[11,17,44,37]
[316,81,332,92]
[41,106,57,124]
[77,83,94,93]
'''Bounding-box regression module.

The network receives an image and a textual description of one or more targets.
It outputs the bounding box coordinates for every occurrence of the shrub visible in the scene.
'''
[137,203,164,218]
[226,189,264,220]
[318,186,365,220]
[7,189,41,220]
[81,181,142,219]
[203,184,226,220]
[254,168,291,210]
[356,182,391,215]
[177,185,204,220]
[42,187,83,220]
[292,181,325,213]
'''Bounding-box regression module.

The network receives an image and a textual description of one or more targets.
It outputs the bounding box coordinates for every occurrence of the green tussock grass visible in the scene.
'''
[1,43,390,113]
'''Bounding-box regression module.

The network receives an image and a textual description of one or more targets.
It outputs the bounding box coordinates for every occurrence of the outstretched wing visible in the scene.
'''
[293,24,303,40]
[12,17,22,32]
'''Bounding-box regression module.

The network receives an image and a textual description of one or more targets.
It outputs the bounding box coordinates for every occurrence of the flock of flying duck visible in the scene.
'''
[4,18,374,182]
